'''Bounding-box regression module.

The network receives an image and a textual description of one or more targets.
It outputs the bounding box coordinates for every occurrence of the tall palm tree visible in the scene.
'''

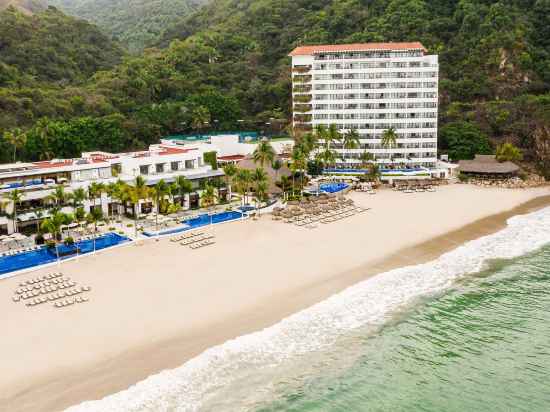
[326,124,342,148]
[255,181,268,217]
[271,159,282,184]
[47,185,68,213]
[174,175,193,208]
[200,184,218,208]
[381,127,398,165]
[234,168,252,206]
[3,189,23,233]
[253,139,276,168]
[152,179,169,232]
[86,208,104,253]
[252,167,269,214]
[360,150,375,169]
[3,128,27,162]
[342,129,361,166]
[300,132,318,157]
[290,146,307,198]
[222,163,237,197]
[41,212,73,262]
[69,187,87,210]
[88,182,105,214]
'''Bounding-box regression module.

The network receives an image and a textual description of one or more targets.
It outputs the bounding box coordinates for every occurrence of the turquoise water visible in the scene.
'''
[256,246,550,412]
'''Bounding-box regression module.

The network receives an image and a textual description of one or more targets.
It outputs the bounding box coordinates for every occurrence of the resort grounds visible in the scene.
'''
[0,184,549,412]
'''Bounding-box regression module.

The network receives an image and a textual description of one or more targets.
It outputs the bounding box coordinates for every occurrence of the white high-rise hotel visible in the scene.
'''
[289,42,439,171]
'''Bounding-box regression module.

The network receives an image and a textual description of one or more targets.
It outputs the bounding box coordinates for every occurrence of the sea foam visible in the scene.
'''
[67,206,550,412]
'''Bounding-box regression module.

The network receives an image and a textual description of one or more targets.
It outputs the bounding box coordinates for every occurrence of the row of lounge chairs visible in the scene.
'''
[15,280,76,297]
[18,272,63,286]
[170,230,205,243]
[394,184,436,193]
[293,206,369,228]
[180,233,214,246]
[17,286,91,306]
[54,296,89,308]
[1,245,41,257]
[190,239,216,249]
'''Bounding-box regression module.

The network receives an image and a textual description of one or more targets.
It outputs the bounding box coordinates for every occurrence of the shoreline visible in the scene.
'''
[1,186,549,412]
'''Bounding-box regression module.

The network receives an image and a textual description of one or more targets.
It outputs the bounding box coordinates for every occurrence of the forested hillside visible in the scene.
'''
[0,0,46,14]
[48,0,206,52]
[1,0,550,176]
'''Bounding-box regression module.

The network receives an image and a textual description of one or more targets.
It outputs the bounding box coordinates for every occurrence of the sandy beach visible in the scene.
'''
[0,184,549,412]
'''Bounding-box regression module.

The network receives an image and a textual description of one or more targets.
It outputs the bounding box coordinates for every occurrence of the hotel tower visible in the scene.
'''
[289,42,439,171]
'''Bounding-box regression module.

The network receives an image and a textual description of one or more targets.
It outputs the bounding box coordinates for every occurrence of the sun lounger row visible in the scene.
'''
[170,230,205,242]
[15,282,78,300]
[18,286,91,305]
[18,272,63,287]
[190,240,215,249]
[54,296,89,308]
[1,245,42,257]
[180,234,215,246]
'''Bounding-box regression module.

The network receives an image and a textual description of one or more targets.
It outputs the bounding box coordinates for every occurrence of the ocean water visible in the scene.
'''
[67,207,550,412]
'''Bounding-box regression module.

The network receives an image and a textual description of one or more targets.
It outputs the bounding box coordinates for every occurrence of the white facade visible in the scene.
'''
[0,144,223,234]
[290,42,439,170]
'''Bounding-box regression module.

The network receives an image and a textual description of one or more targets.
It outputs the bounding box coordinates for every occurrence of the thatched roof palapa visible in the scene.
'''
[458,155,519,175]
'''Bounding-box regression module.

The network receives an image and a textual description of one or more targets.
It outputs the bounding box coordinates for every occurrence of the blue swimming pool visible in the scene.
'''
[143,210,246,237]
[0,233,130,277]
[319,182,349,193]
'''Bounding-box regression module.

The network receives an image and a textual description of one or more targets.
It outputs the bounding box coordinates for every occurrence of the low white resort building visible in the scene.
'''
[289,42,444,180]
[0,143,223,235]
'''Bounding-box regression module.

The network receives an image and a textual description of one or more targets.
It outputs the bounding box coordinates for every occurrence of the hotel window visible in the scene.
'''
[139,165,149,175]
[156,163,165,174]
[171,161,180,171]
[185,160,195,169]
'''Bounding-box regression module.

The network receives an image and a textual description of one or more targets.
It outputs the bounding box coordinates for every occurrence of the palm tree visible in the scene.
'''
[326,124,342,148]
[277,175,292,200]
[41,212,73,262]
[174,175,193,208]
[86,208,104,253]
[252,167,269,212]
[3,189,23,233]
[88,182,105,214]
[3,128,27,162]
[47,185,68,213]
[200,184,218,208]
[191,106,211,134]
[381,127,398,166]
[255,181,268,217]
[290,146,307,198]
[253,139,276,168]
[152,179,169,232]
[222,163,237,197]
[234,168,252,206]
[300,132,318,156]
[359,150,375,169]
[271,159,282,184]
[69,187,87,210]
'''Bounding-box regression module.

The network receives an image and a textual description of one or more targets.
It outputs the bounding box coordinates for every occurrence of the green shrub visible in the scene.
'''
[458,173,470,182]
[64,237,75,246]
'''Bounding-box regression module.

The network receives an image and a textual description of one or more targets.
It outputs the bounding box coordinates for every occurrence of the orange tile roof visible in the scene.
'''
[289,42,427,56]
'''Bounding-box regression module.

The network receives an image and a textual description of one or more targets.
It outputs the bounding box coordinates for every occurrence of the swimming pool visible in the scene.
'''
[319,182,349,193]
[142,210,246,237]
[0,233,130,277]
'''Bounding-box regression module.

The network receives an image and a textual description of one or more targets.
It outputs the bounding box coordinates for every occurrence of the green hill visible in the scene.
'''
[1,0,549,175]
[48,0,206,52]
[0,6,123,83]
[0,0,46,14]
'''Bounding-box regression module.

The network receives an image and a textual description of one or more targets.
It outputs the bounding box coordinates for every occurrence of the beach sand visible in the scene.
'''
[0,184,549,412]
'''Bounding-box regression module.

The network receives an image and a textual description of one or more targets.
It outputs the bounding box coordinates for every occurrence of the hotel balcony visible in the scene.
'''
[293,94,312,103]
[294,114,312,123]
[293,103,313,113]
[293,75,312,83]
[292,65,312,73]
[294,123,313,132]
[293,84,312,93]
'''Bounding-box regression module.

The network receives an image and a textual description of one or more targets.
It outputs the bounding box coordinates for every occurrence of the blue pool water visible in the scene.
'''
[319,182,349,193]
[0,233,130,277]
[238,205,256,212]
[143,210,246,237]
